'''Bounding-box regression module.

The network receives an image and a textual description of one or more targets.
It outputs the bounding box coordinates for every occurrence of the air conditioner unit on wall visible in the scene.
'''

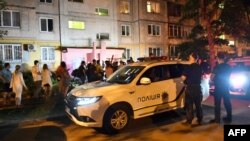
[28,44,35,52]
[23,44,36,52]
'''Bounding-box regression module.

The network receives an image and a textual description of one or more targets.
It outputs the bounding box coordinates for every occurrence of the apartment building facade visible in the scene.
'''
[117,0,192,60]
[0,0,60,70]
[0,0,196,71]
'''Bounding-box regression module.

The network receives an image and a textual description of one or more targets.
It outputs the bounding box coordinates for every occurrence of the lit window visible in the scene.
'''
[0,44,22,62]
[68,0,84,3]
[120,1,130,14]
[41,47,55,61]
[0,10,20,27]
[96,33,110,40]
[121,25,130,36]
[40,0,52,3]
[169,24,183,38]
[147,1,160,13]
[68,21,85,29]
[40,18,53,32]
[95,8,109,16]
[148,24,160,36]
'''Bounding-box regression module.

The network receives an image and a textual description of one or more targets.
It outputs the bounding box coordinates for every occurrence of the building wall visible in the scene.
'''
[3,0,247,71]
[0,0,61,71]
[60,0,119,47]
[1,0,194,69]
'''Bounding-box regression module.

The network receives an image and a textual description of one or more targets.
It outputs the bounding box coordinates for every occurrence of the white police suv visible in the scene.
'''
[65,60,209,134]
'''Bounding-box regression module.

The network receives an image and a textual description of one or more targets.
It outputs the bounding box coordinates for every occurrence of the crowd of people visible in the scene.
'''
[70,59,128,83]
[0,58,131,107]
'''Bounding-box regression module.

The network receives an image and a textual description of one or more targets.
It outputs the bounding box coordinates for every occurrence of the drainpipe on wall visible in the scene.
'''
[138,0,141,58]
[58,0,62,62]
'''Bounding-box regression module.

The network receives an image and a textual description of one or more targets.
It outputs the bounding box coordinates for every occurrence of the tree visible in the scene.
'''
[221,0,250,43]
[178,16,228,62]
[177,38,209,61]
[180,0,250,69]
[0,0,7,38]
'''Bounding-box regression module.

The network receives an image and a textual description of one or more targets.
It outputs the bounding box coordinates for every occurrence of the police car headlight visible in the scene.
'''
[76,96,102,106]
[230,74,247,88]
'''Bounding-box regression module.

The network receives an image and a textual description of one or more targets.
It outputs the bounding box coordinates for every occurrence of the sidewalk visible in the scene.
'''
[0,94,66,127]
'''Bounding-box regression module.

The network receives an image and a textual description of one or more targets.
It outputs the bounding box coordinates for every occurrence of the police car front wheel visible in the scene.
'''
[103,105,131,134]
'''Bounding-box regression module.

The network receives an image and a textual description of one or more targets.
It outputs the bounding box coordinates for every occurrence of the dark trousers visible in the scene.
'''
[34,80,42,98]
[185,85,203,123]
[214,89,232,121]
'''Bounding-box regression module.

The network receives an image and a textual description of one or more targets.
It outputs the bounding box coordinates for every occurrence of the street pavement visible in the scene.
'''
[203,95,250,124]
[1,94,249,126]
[0,95,250,141]
[0,94,66,127]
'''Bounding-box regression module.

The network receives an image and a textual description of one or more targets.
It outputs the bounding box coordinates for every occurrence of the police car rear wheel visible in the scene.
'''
[103,106,130,134]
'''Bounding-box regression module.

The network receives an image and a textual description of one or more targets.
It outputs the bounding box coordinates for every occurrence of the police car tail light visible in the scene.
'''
[76,96,102,106]
[230,74,247,88]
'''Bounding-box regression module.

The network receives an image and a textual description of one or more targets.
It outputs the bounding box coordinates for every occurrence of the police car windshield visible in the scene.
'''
[107,66,145,84]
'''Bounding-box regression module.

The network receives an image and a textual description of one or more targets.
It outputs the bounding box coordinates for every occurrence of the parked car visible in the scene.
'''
[210,57,250,98]
[228,58,250,97]
[65,60,210,134]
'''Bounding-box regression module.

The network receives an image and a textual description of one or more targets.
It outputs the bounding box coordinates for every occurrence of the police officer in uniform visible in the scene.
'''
[182,52,203,126]
[210,52,232,123]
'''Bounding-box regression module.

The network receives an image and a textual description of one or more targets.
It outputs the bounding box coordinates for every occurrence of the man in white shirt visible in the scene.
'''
[32,60,42,98]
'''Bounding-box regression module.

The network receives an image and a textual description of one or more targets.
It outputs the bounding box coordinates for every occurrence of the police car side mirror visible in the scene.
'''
[140,77,151,85]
